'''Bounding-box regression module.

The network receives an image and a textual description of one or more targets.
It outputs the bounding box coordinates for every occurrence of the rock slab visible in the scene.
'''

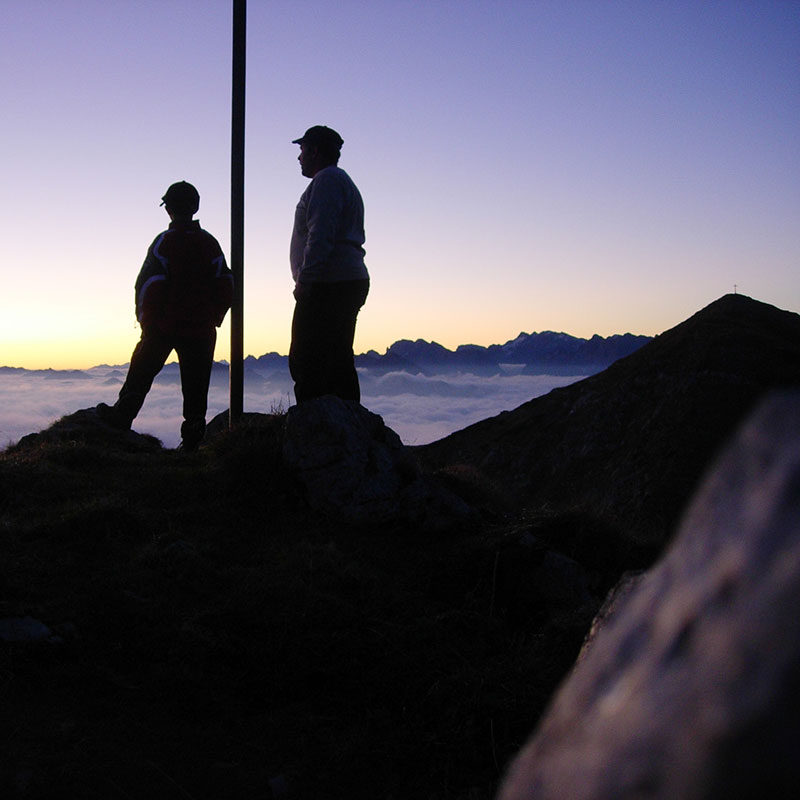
[498,391,800,800]
[282,396,471,529]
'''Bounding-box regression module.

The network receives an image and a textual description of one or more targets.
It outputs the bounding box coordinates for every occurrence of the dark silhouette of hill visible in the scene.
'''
[417,294,800,548]
[1,409,596,800]
[3,294,798,799]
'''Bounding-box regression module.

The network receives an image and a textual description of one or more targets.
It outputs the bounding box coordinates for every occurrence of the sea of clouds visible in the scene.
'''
[0,365,586,450]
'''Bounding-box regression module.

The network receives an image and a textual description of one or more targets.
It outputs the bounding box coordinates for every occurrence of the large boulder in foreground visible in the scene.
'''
[498,391,800,800]
[282,396,471,529]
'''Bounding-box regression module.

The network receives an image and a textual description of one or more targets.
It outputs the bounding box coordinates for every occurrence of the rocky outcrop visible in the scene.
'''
[497,391,800,800]
[282,396,472,530]
[10,407,162,453]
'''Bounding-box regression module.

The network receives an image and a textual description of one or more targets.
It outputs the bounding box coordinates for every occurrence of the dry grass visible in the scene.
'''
[1,415,610,799]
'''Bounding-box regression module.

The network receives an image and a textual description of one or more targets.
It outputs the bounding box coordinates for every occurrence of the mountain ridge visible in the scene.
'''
[417,293,800,547]
[359,329,651,376]
[1,330,651,378]
[242,330,652,378]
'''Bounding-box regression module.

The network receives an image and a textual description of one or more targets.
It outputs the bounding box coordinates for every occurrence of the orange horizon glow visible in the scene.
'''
[4,288,784,372]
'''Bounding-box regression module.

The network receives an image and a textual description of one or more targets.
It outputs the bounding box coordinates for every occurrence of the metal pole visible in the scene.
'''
[229,0,246,427]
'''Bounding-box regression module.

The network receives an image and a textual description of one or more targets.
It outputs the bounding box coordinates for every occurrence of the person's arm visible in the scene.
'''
[134,233,169,329]
[297,171,343,284]
[212,251,234,326]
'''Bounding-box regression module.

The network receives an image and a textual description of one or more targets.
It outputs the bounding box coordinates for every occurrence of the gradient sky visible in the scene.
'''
[2,0,798,369]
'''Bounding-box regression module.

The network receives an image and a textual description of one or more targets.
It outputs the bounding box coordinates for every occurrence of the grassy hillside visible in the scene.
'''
[1,414,614,799]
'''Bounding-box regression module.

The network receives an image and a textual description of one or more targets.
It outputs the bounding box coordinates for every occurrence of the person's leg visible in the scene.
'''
[112,328,174,426]
[289,280,369,403]
[174,331,216,449]
[289,286,330,403]
[327,280,369,403]
[289,280,368,404]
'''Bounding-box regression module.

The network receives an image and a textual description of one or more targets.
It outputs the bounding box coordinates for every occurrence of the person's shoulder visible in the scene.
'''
[194,224,225,254]
[313,166,359,197]
[148,228,170,249]
[314,165,351,184]
[193,221,218,235]
[170,220,219,241]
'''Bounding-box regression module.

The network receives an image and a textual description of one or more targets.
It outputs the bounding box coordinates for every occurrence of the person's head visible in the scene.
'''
[292,125,343,178]
[160,181,200,220]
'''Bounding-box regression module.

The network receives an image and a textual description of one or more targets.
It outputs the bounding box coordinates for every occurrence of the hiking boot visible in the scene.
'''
[177,439,200,453]
[180,418,205,452]
[95,402,131,431]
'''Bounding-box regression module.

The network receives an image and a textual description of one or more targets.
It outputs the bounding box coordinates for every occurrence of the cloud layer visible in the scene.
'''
[0,366,584,450]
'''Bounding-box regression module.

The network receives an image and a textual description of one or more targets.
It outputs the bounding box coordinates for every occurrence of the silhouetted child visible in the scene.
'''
[97,181,233,450]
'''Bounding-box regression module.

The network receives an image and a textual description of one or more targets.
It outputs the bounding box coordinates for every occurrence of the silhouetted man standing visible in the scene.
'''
[289,126,370,403]
[98,181,233,450]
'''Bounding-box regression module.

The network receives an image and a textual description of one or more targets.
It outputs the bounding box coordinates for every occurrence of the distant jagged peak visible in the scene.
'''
[454,343,494,354]
[385,339,453,360]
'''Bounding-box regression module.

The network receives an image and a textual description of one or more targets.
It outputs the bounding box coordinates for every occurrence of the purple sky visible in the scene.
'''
[2,0,798,369]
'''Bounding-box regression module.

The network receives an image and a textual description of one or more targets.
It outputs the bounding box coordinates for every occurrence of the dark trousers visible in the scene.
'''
[289,279,369,404]
[115,327,216,445]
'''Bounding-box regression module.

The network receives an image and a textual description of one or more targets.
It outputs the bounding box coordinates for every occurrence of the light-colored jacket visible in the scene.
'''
[290,165,368,284]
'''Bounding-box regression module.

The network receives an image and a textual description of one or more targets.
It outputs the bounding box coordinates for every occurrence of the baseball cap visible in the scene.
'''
[291,125,344,149]
[160,181,200,214]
